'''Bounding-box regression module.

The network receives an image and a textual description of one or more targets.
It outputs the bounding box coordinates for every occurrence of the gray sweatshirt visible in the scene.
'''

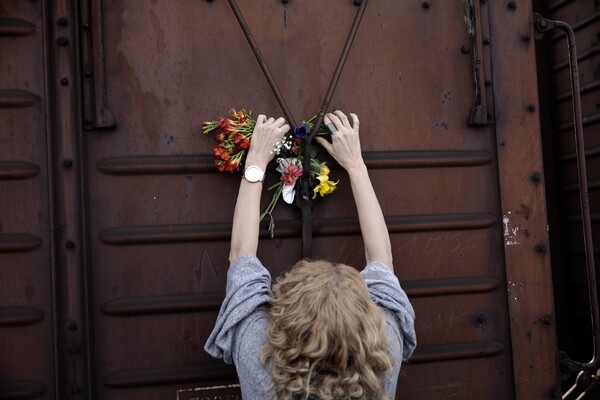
[205,255,416,399]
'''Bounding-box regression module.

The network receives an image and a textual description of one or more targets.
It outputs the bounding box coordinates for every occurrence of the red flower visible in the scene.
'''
[280,163,303,186]
[219,118,234,134]
[224,157,241,172]
[291,138,303,155]
[229,108,248,124]
[234,133,250,150]
[214,144,230,161]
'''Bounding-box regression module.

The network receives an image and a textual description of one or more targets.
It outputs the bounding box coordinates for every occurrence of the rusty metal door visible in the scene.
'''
[1,0,559,399]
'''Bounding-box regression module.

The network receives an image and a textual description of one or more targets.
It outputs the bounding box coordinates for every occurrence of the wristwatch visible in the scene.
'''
[243,165,265,183]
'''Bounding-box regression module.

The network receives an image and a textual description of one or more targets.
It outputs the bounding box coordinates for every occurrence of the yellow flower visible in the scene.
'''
[313,174,338,198]
[320,164,330,176]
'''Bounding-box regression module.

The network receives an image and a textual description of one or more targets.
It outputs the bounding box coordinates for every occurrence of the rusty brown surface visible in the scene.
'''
[0,0,564,399]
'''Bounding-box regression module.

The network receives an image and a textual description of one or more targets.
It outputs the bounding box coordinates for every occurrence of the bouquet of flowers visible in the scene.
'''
[202,108,338,237]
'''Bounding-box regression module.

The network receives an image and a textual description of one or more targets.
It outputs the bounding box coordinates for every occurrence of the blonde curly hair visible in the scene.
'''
[261,260,394,400]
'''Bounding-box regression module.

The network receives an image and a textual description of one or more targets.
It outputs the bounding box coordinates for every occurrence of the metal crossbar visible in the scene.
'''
[226,0,370,257]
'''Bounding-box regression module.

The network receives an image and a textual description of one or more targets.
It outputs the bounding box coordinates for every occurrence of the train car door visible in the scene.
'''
[0,1,559,399]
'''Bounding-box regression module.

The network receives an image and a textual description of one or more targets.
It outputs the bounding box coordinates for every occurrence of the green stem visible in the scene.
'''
[260,182,284,238]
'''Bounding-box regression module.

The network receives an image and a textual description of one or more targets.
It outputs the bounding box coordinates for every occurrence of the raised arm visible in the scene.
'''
[229,115,289,264]
[315,111,393,272]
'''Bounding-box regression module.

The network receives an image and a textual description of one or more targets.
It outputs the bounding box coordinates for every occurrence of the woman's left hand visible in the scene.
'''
[245,115,290,168]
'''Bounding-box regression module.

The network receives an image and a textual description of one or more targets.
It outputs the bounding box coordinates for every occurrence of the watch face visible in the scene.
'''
[244,166,264,182]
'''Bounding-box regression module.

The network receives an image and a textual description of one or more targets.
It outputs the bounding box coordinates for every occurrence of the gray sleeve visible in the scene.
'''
[204,255,272,364]
[361,262,416,359]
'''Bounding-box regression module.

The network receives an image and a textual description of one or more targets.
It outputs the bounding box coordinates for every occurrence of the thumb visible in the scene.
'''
[314,136,333,155]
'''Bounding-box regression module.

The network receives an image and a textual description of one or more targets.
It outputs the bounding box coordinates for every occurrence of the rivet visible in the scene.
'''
[68,321,78,331]
[540,315,552,325]
[530,171,541,184]
[56,37,69,46]
[472,312,488,328]
[422,2,431,9]
[461,46,470,54]
[60,78,69,86]
[508,1,517,10]
[58,18,68,26]
[536,19,549,31]
[535,243,547,254]
[82,23,90,31]
[484,80,492,87]
[65,241,76,249]
[482,38,490,45]
[63,159,73,168]
[70,385,81,394]
[527,104,536,112]
[68,344,80,354]
[84,70,93,78]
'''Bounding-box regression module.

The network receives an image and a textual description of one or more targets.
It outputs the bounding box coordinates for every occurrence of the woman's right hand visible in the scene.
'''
[245,115,289,168]
[314,110,365,172]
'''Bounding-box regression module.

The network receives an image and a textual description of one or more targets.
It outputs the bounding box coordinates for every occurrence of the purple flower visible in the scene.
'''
[294,123,309,139]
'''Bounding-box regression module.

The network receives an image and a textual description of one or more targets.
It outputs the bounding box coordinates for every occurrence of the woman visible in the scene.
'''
[205,111,416,399]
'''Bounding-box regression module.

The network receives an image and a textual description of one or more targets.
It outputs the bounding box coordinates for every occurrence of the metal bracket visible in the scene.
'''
[226,0,370,257]
[534,13,600,383]
[80,0,116,131]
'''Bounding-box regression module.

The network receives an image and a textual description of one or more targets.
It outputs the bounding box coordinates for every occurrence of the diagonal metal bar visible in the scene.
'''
[224,0,370,257]
[301,0,370,258]
[226,0,297,128]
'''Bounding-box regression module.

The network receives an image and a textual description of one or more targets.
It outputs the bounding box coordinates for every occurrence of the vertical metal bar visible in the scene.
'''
[80,0,116,130]
[535,15,600,374]
[50,0,94,397]
[301,0,370,258]
[226,0,297,128]
[556,19,600,372]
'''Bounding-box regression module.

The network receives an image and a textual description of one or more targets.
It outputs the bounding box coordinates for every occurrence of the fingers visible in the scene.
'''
[274,117,286,127]
[350,113,359,133]
[325,111,358,135]
[314,136,333,154]
[333,110,351,129]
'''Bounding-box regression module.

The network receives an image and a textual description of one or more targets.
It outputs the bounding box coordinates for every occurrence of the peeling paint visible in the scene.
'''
[503,211,520,246]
